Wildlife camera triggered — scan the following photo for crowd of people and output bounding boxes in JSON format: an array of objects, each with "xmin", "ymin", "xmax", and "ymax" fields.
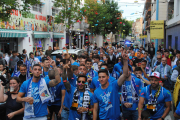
[{"xmin": 0, "ymin": 43, "xmax": 180, "ymax": 120}]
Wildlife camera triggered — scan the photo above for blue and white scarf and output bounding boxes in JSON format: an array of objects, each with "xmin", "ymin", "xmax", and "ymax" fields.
[
  {"xmin": 121, "ymin": 76, "xmax": 139, "ymax": 103},
  {"xmin": 24, "ymin": 78, "xmax": 51, "ymax": 118},
  {"xmin": 87, "ymin": 69, "xmax": 95, "ymax": 78},
  {"xmin": 14, "ymin": 71, "xmax": 31, "ymax": 80},
  {"xmin": 11, "ymin": 65, "xmax": 18, "ymax": 77},
  {"xmin": 160, "ymin": 63, "xmax": 167, "ymax": 78},
  {"xmin": 49, "ymin": 87, "xmax": 56, "ymax": 102}
]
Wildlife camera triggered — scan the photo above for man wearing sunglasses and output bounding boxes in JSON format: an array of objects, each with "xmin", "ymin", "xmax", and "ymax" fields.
[
  {"xmin": 63, "ymin": 74, "xmax": 94, "ymax": 120},
  {"xmin": 93, "ymin": 53, "xmax": 129, "ymax": 120}
]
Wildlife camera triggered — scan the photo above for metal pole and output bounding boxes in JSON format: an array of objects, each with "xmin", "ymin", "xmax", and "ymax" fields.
[{"xmin": 155, "ymin": 0, "xmax": 159, "ymax": 56}]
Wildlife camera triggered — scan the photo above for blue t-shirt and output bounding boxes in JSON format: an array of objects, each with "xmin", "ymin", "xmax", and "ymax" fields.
[
  {"xmin": 110, "ymin": 71, "xmax": 120, "ymax": 80},
  {"xmin": 36, "ymin": 56, "xmax": 42, "ymax": 62},
  {"xmin": 86, "ymin": 69, "xmax": 98, "ymax": 78},
  {"xmin": 94, "ymin": 81, "xmax": 121, "ymax": 119},
  {"xmin": 19, "ymin": 77, "xmax": 50, "ymax": 117},
  {"xmin": 71, "ymin": 61, "xmax": 80, "ymax": 67},
  {"xmin": 113, "ymin": 62, "xmax": 123, "ymax": 73},
  {"xmin": 122, "ymin": 77, "xmax": 142, "ymax": 111},
  {"xmin": 175, "ymin": 102, "xmax": 180, "ymax": 116},
  {"xmin": 140, "ymin": 85, "xmax": 172, "ymax": 119},
  {"xmin": 48, "ymin": 78, "xmax": 65, "ymax": 106},
  {"xmin": 68, "ymin": 74, "xmax": 77, "ymax": 87},
  {"xmin": 90, "ymin": 76, "xmax": 116, "ymax": 89},
  {"xmin": 68, "ymin": 85, "xmax": 94, "ymax": 120}
]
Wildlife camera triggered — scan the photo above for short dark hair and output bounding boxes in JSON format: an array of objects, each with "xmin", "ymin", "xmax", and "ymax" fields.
[
  {"xmin": 56, "ymin": 54, "xmax": 62, "ymax": 59},
  {"xmin": 48, "ymin": 70, "xmax": 55, "ymax": 79},
  {"xmin": 98, "ymin": 69, "xmax": 109, "ymax": 76},
  {"xmin": 134, "ymin": 67, "xmax": 142, "ymax": 72},
  {"xmin": 71, "ymin": 54, "xmax": 77, "ymax": 60},
  {"xmin": 164, "ymin": 49, "xmax": 169, "ymax": 53},
  {"xmin": 141, "ymin": 110, "xmax": 150, "ymax": 119},
  {"xmin": 22, "ymin": 49, "xmax": 26, "ymax": 53},
  {"xmin": 71, "ymin": 65, "xmax": 78, "ymax": 71},
  {"xmin": 17, "ymin": 60, "xmax": 23, "ymax": 66},
  {"xmin": 29, "ymin": 52, "xmax": 34, "ymax": 56},
  {"xmin": 176, "ymin": 50, "xmax": 180, "ymax": 54},
  {"xmin": 20, "ymin": 64, "xmax": 27, "ymax": 69},
  {"xmin": 22, "ymin": 54, "xmax": 26, "ymax": 59},
  {"xmin": 32, "ymin": 64, "xmax": 42, "ymax": 69},
  {"xmin": 157, "ymin": 50, "xmax": 161, "ymax": 53},
  {"xmin": 78, "ymin": 75, "xmax": 87, "ymax": 82},
  {"xmin": 100, "ymin": 63, "xmax": 108, "ymax": 68},
  {"xmin": 8, "ymin": 51, "xmax": 11, "ymax": 56},
  {"xmin": 42, "ymin": 57, "xmax": 48, "ymax": 63},
  {"xmin": 60, "ymin": 59, "xmax": 66, "ymax": 64},
  {"xmin": 79, "ymin": 55, "xmax": 86, "ymax": 59},
  {"xmin": 93, "ymin": 55, "xmax": 100, "ymax": 60},
  {"xmin": 141, "ymin": 60, "xmax": 147, "ymax": 64},
  {"xmin": 86, "ymin": 58, "xmax": 92, "ymax": 63},
  {"xmin": 9, "ymin": 77, "xmax": 21, "ymax": 84},
  {"xmin": 0, "ymin": 63, "xmax": 4, "ymax": 66},
  {"xmin": 12, "ymin": 51, "xmax": 17, "ymax": 54}
]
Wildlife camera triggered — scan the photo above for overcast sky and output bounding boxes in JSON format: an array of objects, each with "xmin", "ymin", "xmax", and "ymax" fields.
[{"xmin": 114, "ymin": 0, "xmax": 145, "ymax": 21}]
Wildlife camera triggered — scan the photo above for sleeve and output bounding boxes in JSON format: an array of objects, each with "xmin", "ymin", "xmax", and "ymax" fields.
[
  {"xmin": 90, "ymin": 78, "xmax": 96, "ymax": 89},
  {"xmin": 93, "ymin": 92, "xmax": 98, "ymax": 103},
  {"xmin": 139, "ymin": 87, "xmax": 146, "ymax": 98},
  {"xmin": 175, "ymin": 102, "xmax": 180, "ymax": 116},
  {"xmin": 19, "ymin": 82, "xmax": 27, "ymax": 93},
  {"xmin": 45, "ymin": 77, "xmax": 51, "ymax": 87},
  {"xmin": 90, "ymin": 93, "xmax": 95, "ymax": 105},
  {"xmin": 113, "ymin": 81, "xmax": 121, "ymax": 91},
  {"xmin": 164, "ymin": 90, "xmax": 172, "ymax": 102},
  {"xmin": 171, "ymin": 70, "xmax": 179, "ymax": 82},
  {"xmin": 155, "ymin": 66, "xmax": 160, "ymax": 72}
]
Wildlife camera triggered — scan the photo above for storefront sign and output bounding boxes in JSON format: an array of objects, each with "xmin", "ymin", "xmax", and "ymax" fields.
[
  {"xmin": 150, "ymin": 20, "xmax": 164, "ymax": 39},
  {"xmin": 0, "ymin": 10, "xmax": 64, "ymax": 33}
]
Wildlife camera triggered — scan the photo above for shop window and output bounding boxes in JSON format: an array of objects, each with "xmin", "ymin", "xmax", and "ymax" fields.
[
  {"xmin": 33, "ymin": 39, "xmax": 45, "ymax": 52},
  {"xmin": 168, "ymin": 35, "xmax": 172, "ymax": 47},
  {"xmin": 32, "ymin": 4, "xmax": 42, "ymax": 13},
  {"xmin": 175, "ymin": 36, "xmax": 178, "ymax": 49}
]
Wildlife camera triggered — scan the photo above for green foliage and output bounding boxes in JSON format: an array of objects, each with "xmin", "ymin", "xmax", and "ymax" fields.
[
  {"xmin": 53, "ymin": 0, "xmax": 83, "ymax": 29},
  {"xmin": 0, "ymin": 0, "xmax": 40, "ymax": 21}
]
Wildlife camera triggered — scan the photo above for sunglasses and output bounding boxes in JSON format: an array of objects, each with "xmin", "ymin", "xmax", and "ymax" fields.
[{"xmin": 77, "ymin": 81, "xmax": 85, "ymax": 84}]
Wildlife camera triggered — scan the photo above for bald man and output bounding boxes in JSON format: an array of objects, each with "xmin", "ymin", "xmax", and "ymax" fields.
[{"xmin": 155, "ymin": 57, "xmax": 172, "ymax": 90}]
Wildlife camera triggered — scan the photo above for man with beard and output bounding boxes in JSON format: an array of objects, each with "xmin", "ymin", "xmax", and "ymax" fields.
[
  {"xmin": 138, "ymin": 72, "xmax": 172, "ymax": 120},
  {"xmin": 86, "ymin": 58, "xmax": 98, "ymax": 78},
  {"xmin": 14, "ymin": 64, "xmax": 31, "ymax": 84},
  {"xmin": 41, "ymin": 57, "xmax": 51, "ymax": 77},
  {"xmin": 17, "ymin": 59, "xmax": 62, "ymax": 120}
]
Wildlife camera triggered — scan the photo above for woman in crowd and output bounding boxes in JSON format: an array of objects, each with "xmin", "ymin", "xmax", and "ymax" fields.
[{"xmin": 0, "ymin": 77, "xmax": 24, "ymax": 120}]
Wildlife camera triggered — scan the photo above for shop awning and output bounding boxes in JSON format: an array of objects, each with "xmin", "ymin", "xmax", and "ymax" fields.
[
  {"xmin": 33, "ymin": 31, "xmax": 50, "ymax": 38},
  {"xmin": 53, "ymin": 33, "xmax": 64, "ymax": 38},
  {"xmin": 0, "ymin": 29, "xmax": 27, "ymax": 38}
]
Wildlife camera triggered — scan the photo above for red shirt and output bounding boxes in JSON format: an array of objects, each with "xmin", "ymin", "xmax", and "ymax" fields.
[{"xmin": 167, "ymin": 58, "xmax": 171, "ymax": 66}]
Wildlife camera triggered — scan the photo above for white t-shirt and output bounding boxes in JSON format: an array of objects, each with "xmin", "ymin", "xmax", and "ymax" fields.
[{"xmin": 29, "ymin": 57, "xmax": 40, "ymax": 68}]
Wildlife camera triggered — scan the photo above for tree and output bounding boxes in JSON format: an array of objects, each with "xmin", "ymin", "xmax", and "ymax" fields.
[
  {"xmin": 53, "ymin": 0, "xmax": 83, "ymax": 47},
  {"xmin": 0, "ymin": 0, "xmax": 40, "ymax": 21}
]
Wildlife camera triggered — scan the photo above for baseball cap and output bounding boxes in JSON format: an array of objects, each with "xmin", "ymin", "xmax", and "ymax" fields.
[{"xmin": 150, "ymin": 72, "xmax": 160, "ymax": 79}]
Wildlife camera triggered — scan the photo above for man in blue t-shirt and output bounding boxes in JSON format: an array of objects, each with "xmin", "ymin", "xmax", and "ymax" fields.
[
  {"xmin": 93, "ymin": 53, "xmax": 129, "ymax": 120},
  {"xmin": 17, "ymin": 61, "xmax": 61, "ymax": 120},
  {"xmin": 138, "ymin": 72, "xmax": 172, "ymax": 120},
  {"xmin": 47, "ymin": 72, "xmax": 66, "ymax": 120},
  {"xmin": 121, "ymin": 66, "xmax": 142, "ymax": 120},
  {"xmin": 63, "ymin": 74, "xmax": 94, "ymax": 120},
  {"xmin": 174, "ymin": 101, "xmax": 180, "ymax": 119},
  {"xmin": 86, "ymin": 58, "xmax": 98, "ymax": 78},
  {"xmin": 90, "ymin": 63, "xmax": 116, "ymax": 93},
  {"xmin": 41, "ymin": 57, "xmax": 51, "ymax": 77},
  {"xmin": 70, "ymin": 54, "xmax": 80, "ymax": 66}
]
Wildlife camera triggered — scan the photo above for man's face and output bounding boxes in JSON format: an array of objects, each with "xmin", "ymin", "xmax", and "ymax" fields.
[
  {"xmin": 177, "ymin": 53, "xmax": 180, "ymax": 59},
  {"xmin": 86, "ymin": 61, "xmax": 92, "ymax": 70},
  {"xmin": 20, "ymin": 66, "xmax": 27, "ymax": 76},
  {"xmin": 77, "ymin": 77, "xmax": 86, "ymax": 91},
  {"xmin": 32, "ymin": 66, "xmax": 42, "ymax": 78},
  {"xmin": 131, "ymin": 51, "xmax": 135, "ymax": 57},
  {"xmin": 150, "ymin": 77, "xmax": 159, "ymax": 89},
  {"xmin": 78, "ymin": 66, "xmax": 87, "ymax": 75},
  {"xmin": 141, "ymin": 62, "xmax": 147, "ymax": 69},
  {"xmin": 80, "ymin": 59, "xmax": 86, "ymax": 65},
  {"xmin": 135, "ymin": 71, "xmax": 142, "ymax": 78},
  {"xmin": 144, "ymin": 53, "xmax": 147, "ymax": 58},
  {"xmin": 98, "ymin": 73, "xmax": 109, "ymax": 86},
  {"xmin": 0, "ymin": 65, "xmax": 3, "ymax": 71},
  {"xmin": 169, "ymin": 46, "xmax": 171, "ymax": 49},
  {"xmin": 94, "ymin": 58, "xmax": 99, "ymax": 63},
  {"xmin": 57, "ymin": 68, "xmax": 63, "ymax": 76},
  {"xmin": 43, "ymin": 60, "xmax": 50, "ymax": 68},
  {"xmin": 137, "ymin": 52, "xmax": 141, "ymax": 58},
  {"xmin": 30, "ymin": 54, "xmax": 34, "ymax": 59},
  {"xmin": 49, "ymin": 46, "xmax": 51, "ymax": 50},
  {"xmin": 165, "ymin": 52, "xmax": 169, "ymax": 58},
  {"xmin": 100, "ymin": 53, "xmax": 103, "ymax": 58},
  {"xmin": 13, "ymin": 53, "xmax": 17, "ymax": 57},
  {"xmin": 161, "ymin": 57, "xmax": 167, "ymax": 65},
  {"xmin": 114, "ymin": 52, "xmax": 117, "ymax": 55}
]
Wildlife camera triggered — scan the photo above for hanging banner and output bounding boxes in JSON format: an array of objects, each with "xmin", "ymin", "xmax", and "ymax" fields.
[{"xmin": 150, "ymin": 20, "xmax": 164, "ymax": 39}]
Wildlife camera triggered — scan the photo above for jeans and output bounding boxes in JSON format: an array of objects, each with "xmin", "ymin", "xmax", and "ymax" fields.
[
  {"xmin": 61, "ymin": 109, "xmax": 69, "ymax": 120},
  {"xmin": 23, "ymin": 116, "xmax": 47, "ymax": 120},
  {"xmin": 122, "ymin": 110, "xmax": 138, "ymax": 120},
  {"xmin": 48, "ymin": 105, "xmax": 61, "ymax": 120}
]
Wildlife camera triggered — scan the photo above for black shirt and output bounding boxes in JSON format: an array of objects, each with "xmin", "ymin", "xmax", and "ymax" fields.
[
  {"xmin": 19, "ymin": 74, "xmax": 26, "ymax": 84},
  {"xmin": 133, "ymin": 58, "xmax": 143, "ymax": 67},
  {"xmin": 5, "ymin": 91, "xmax": 23, "ymax": 120}
]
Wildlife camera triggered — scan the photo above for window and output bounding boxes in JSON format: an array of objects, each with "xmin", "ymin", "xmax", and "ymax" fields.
[
  {"xmin": 32, "ymin": 4, "xmax": 42, "ymax": 13},
  {"xmin": 177, "ymin": 0, "xmax": 180, "ymax": 16},
  {"xmin": 175, "ymin": 36, "xmax": 178, "ymax": 49},
  {"xmin": 52, "ymin": 9, "xmax": 59, "ymax": 16},
  {"xmin": 168, "ymin": 35, "xmax": 172, "ymax": 47}
]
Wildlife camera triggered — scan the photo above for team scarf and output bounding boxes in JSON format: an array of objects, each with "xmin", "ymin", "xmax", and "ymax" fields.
[
  {"xmin": 24, "ymin": 60, "xmax": 31, "ymax": 79},
  {"xmin": 121, "ymin": 76, "xmax": 139, "ymax": 103},
  {"xmin": 160, "ymin": 63, "xmax": 167, "ymax": 78},
  {"xmin": 12, "ymin": 64, "xmax": 18, "ymax": 77},
  {"xmin": 148, "ymin": 85, "xmax": 161, "ymax": 105},
  {"xmin": 110, "ymin": 70, "xmax": 118, "ymax": 80},
  {"xmin": 71, "ymin": 88, "xmax": 90, "ymax": 120},
  {"xmin": 49, "ymin": 87, "xmax": 56, "ymax": 102},
  {"xmin": 87, "ymin": 68, "xmax": 95, "ymax": 78},
  {"xmin": 24, "ymin": 77, "xmax": 51, "ymax": 118}
]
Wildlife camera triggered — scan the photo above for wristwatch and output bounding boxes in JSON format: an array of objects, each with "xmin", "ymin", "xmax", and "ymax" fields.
[{"xmin": 161, "ymin": 117, "xmax": 164, "ymax": 120}]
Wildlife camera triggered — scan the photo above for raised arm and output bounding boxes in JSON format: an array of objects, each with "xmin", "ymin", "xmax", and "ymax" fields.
[
  {"xmin": 16, "ymin": 92, "xmax": 33, "ymax": 104},
  {"xmin": 138, "ymin": 97, "xmax": 145, "ymax": 120},
  {"xmin": 93, "ymin": 103, "xmax": 99, "ymax": 120},
  {"xmin": 117, "ymin": 53, "xmax": 129, "ymax": 86},
  {"xmin": 0, "ymin": 83, "xmax": 8, "ymax": 103}
]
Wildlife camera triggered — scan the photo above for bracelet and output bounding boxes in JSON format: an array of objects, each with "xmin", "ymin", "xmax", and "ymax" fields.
[{"xmin": 63, "ymin": 80, "xmax": 67, "ymax": 83}]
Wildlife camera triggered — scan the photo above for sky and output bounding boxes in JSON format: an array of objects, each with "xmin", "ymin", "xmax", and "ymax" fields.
[{"xmin": 114, "ymin": 0, "xmax": 146, "ymax": 21}]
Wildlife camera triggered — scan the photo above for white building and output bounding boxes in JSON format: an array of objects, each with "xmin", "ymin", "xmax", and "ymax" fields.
[{"xmin": 0, "ymin": 0, "xmax": 66, "ymax": 56}]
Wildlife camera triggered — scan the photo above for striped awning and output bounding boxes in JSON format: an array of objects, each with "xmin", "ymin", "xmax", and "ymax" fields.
[
  {"xmin": 0, "ymin": 29, "xmax": 27, "ymax": 38},
  {"xmin": 33, "ymin": 31, "xmax": 50, "ymax": 38},
  {"xmin": 53, "ymin": 33, "xmax": 64, "ymax": 38}
]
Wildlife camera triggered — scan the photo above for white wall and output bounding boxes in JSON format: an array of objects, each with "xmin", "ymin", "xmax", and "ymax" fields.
[{"xmin": 167, "ymin": 0, "xmax": 180, "ymax": 25}]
